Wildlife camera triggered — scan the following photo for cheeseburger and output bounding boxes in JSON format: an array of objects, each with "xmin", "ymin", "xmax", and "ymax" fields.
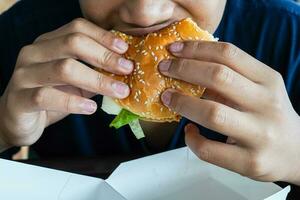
[{"xmin": 101, "ymin": 18, "xmax": 216, "ymax": 138}]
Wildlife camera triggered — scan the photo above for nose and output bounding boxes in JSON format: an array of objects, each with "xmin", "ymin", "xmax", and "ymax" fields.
[{"xmin": 119, "ymin": 0, "xmax": 175, "ymax": 27}]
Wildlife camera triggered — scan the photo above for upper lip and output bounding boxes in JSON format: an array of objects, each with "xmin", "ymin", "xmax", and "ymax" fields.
[{"xmin": 117, "ymin": 19, "xmax": 178, "ymax": 36}]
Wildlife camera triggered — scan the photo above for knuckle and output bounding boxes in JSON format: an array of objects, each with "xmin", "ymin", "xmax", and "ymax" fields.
[
  {"xmin": 172, "ymin": 59, "xmax": 186, "ymax": 77},
  {"xmin": 13, "ymin": 68, "xmax": 25, "ymax": 82},
  {"xmin": 271, "ymin": 70, "xmax": 284, "ymax": 88},
  {"xmin": 63, "ymin": 94, "xmax": 73, "ymax": 113},
  {"xmin": 211, "ymin": 65, "xmax": 233, "ymax": 86},
  {"xmin": 171, "ymin": 94, "xmax": 184, "ymax": 113},
  {"xmin": 260, "ymin": 125, "xmax": 276, "ymax": 143},
  {"xmin": 220, "ymin": 42, "xmax": 238, "ymax": 60},
  {"xmin": 64, "ymin": 33, "xmax": 85, "ymax": 50},
  {"xmin": 98, "ymin": 30, "xmax": 113, "ymax": 45},
  {"xmin": 34, "ymin": 33, "xmax": 48, "ymax": 42},
  {"xmin": 191, "ymin": 42, "xmax": 201, "ymax": 55},
  {"xmin": 55, "ymin": 59, "xmax": 74, "ymax": 79},
  {"xmin": 69, "ymin": 18, "xmax": 87, "ymax": 31},
  {"xmin": 269, "ymin": 94, "xmax": 284, "ymax": 112},
  {"xmin": 101, "ymin": 50, "xmax": 115, "ymax": 65},
  {"xmin": 32, "ymin": 88, "xmax": 47, "ymax": 107},
  {"xmin": 96, "ymin": 73, "xmax": 105, "ymax": 90},
  {"xmin": 207, "ymin": 105, "xmax": 226, "ymax": 127},
  {"xmin": 245, "ymin": 154, "xmax": 265, "ymax": 178},
  {"xmin": 196, "ymin": 143, "xmax": 211, "ymax": 162},
  {"xmin": 19, "ymin": 45, "xmax": 33, "ymax": 58}
]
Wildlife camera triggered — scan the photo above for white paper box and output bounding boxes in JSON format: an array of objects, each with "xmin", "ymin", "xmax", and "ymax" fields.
[{"xmin": 0, "ymin": 147, "xmax": 290, "ymax": 200}]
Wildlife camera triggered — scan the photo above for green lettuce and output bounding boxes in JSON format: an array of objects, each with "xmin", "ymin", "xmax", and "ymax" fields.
[{"xmin": 109, "ymin": 109, "xmax": 145, "ymax": 139}]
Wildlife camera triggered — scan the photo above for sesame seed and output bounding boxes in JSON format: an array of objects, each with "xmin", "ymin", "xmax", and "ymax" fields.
[{"xmin": 148, "ymin": 45, "xmax": 152, "ymax": 50}]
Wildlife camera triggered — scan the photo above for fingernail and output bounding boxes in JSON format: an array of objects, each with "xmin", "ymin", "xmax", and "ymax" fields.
[
  {"xmin": 169, "ymin": 42, "xmax": 184, "ymax": 53},
  {"xmin": 112, "ymin": 82, "xmax": 129, "ymax": 98},
  {"xmin": 159, "ymin": 60, "xmax": 171, "ymax": 72},
  {"xmin": 119, "ymin": 58, "xmax": 133, "ymax": 71},
  {"xmin": 161, "ymin": 90, "xmax": 172, "ymax": 106},
  {"xmin": 113, "ymin": 39, "xmax": 128, "ymax": 52},
  {"xmin": 80, "ymin": 100, "xmax": 97, "ymax": 114}
]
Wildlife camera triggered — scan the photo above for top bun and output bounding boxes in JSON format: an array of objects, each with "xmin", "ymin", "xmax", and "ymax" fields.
[{"xmin": 103, "ymin": 18, "xmax": 215, "ymax": 122}]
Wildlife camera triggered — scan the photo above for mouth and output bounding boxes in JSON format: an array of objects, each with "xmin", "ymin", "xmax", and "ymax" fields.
[{"xmin": 116, "ymin": 19, "xmax": 178, "ymax": 36}]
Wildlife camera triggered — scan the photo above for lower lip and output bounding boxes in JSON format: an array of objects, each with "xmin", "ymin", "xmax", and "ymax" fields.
[{"xmin": 120, "ymin": 20, "xmax": 178, "ymax": 36}]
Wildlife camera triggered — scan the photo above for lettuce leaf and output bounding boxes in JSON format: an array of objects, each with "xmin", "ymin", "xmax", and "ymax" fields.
[
  {"xmin": 109, "ymin": 109, "xmax": 139, "ymax": 129},
  {"xmin": 109, "ymin": 109, "xmax": 145, "ymax": 139}
]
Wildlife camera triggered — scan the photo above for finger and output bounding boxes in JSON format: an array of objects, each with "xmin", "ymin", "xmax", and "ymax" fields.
[
  {"xmin": 226, "ymin": 137, "xmax": 237, "ymax": 145},
  {"xmin": 35, "ymin": 18, "xmax": 129, "ymax": 54},
  {"xmin": 27, "ymin": 33, "xmax": 133, "ymax": 75},
  {"xmin": 169, "ymin": 41, "xmax": 273, "ymax": 84},
  {"xmin": 19, "ymin": 87, "xmax": 98, "ymax": 115},
  {"xmin": 55, "ymin": 85, "xmax": 96, "ymax": 99},
  {"xmin": 202, "ymin": 89, "xmax": 241, "ymax": 110},
  {"xmin": 18, "ymin": 59, "xmax": 130, "ymax": 99},
  {"xmin": 185, "ymin": 123, "xmax": 249, "ymax": 175},
  {"xmin": 159, "ymin": 59, "xmax": 260, "ymax": 108},
  {"xmin": 161, "ymin": 89, "xmax": 256, "ymax": 143}
]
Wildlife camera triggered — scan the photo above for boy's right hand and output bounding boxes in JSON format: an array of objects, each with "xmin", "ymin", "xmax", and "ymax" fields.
[{"xmin": 0, "ymin": 18, "xmax": 133, "ymax": 151}]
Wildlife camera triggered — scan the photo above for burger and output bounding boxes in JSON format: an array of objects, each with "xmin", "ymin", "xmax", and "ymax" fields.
[{"xmin": 101, "ymin": 18, "xmax": 216, "ymax": 139}]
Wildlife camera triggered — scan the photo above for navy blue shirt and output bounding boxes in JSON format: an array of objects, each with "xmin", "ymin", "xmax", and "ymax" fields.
[{"xmin": 1, "ymin": 0, "xmax": 300, "ymax": 158}]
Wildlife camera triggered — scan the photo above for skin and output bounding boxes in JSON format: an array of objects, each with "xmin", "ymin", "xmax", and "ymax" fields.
[{"xmin": 0, "ymin": 0, "xmax": 300, "ymax": 185}]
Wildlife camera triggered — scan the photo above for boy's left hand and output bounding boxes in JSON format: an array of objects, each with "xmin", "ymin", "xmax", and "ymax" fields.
[{"xmin": 159, "ymin": 41, "xmax": 300, "ymax": 185}]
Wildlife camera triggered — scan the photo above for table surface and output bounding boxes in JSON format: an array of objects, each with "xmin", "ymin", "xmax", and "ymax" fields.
[{"xmin": 18, "ymin": 156, "xmax": 300, "ymax": 199}]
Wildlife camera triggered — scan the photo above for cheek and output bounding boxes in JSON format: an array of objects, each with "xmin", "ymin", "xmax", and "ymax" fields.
[{"xmin": 175, "ymin": 0, "xmax": 225, "ymax": 33}]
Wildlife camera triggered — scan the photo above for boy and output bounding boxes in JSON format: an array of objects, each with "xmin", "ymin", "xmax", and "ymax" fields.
[{"xmin": 1, "ymin": 0, "xmax": 300, "ymax": 186}]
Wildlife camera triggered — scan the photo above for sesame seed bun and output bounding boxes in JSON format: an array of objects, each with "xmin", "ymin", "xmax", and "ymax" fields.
[{"xmin": 102, "ymin": 18, "xmax": 215, "ymax": 122}]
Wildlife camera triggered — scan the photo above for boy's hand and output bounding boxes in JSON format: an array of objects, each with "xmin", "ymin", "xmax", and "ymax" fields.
[
  {"xmin": 0, "ymin": 18, "xmax": 133, "ymax": 151},
  {"xmin": 159, "ymin": 41, "xmax": 300, "ymax": 185}
]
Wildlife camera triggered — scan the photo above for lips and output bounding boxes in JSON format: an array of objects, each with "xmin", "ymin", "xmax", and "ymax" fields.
[{"xmin": 116, "ymin": 19, "xmax": 178, "ymax": 36}]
